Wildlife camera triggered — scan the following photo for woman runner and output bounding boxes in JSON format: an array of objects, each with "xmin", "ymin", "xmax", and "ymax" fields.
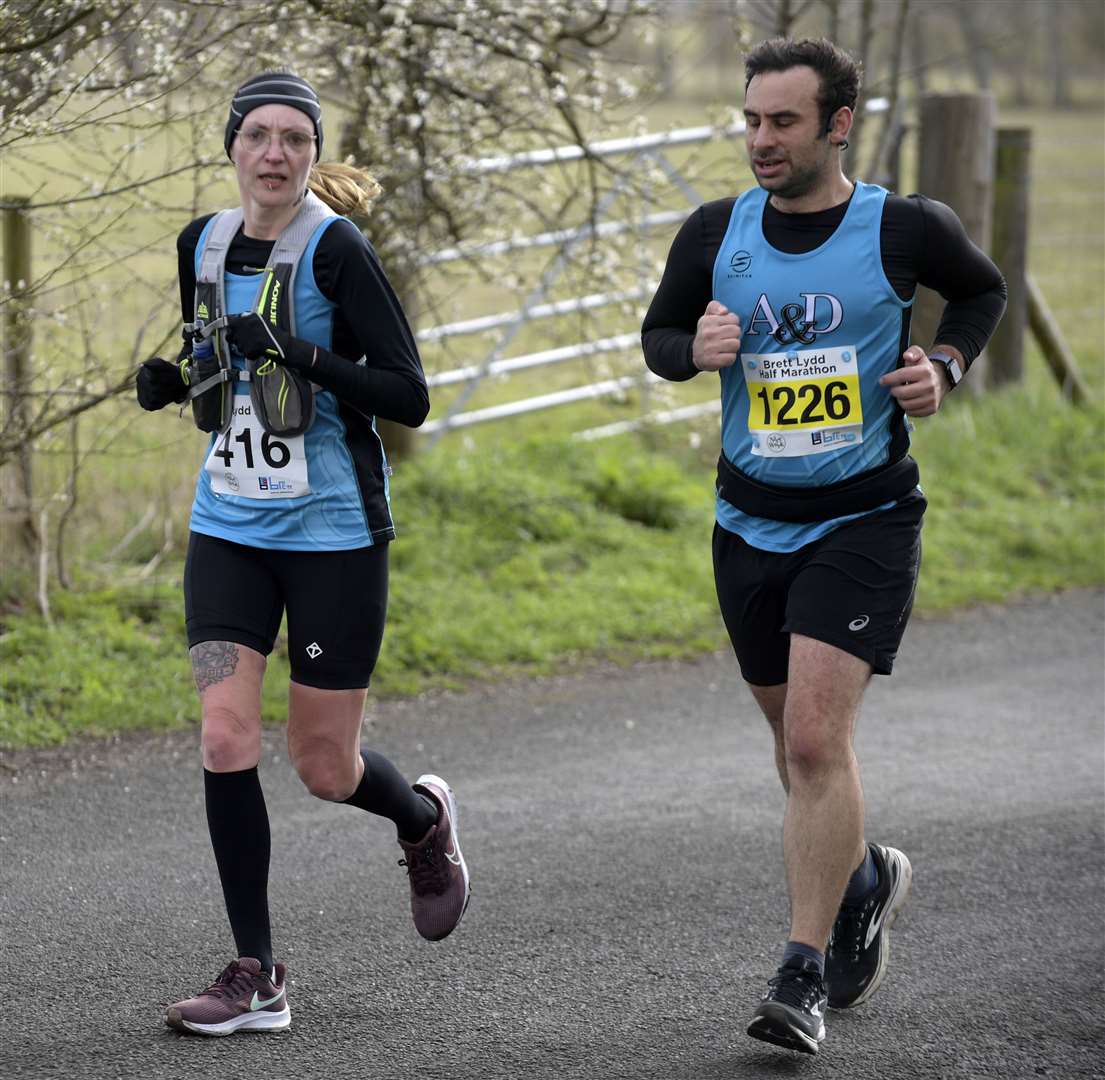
[{"xmin": 136, "ymin": 71, "xmax": 470, "ymax": 1036}]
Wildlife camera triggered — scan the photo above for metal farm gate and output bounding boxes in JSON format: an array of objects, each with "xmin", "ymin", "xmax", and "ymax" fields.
[{"xmin": 414, "ymin": 98, "xmax": 890, "ymax": 447}]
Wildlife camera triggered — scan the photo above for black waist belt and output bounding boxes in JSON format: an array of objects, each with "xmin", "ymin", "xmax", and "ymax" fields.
[{"xmin": 716, "ymin": 452, "xmax": 920, "ymax": 524}]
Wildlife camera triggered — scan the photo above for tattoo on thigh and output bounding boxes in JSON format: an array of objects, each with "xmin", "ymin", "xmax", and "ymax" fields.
[{"xmin": 190, "ymin": 641, "xmax": 240, "ymax": 693}]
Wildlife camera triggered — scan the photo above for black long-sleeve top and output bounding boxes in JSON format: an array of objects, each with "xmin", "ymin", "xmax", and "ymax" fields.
[{"xmin": 642, "ymin": 192, "xmax": 1007, "ymax": 382}]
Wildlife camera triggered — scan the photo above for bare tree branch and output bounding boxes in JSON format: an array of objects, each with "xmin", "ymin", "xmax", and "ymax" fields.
[{"xmin": 865, "ymin": 0, "xmax": 910, "ymax": 185}]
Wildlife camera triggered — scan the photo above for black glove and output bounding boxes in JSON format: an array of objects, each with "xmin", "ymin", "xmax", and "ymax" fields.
[
  {"xmin": 136, "ymin": 357, "xmax": 188, "ymax": 411},
  {"xmin": 224, "ymin": 312, "xmax": 315, "ymax": 372}
]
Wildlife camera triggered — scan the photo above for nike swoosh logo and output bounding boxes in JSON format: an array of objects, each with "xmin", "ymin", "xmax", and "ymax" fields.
[
  {"xmin": 445, "ymin": 842, "xmax": 462, "ymax": 866},
  {"xmin": 250, "ymin": 988, "xmax": 285, "ymax": 1011}
]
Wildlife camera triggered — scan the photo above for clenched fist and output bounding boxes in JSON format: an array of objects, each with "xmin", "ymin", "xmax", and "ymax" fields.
[
  {"xmin": 878, "ymin": 345, "xmax": 949, "ymax": 417},
  {"xmin": 136, "ymin": 357, "xmax": 188, "ymax": 411},
  {"xmin": 692, "ymin": 300, "xmax": 742, "ymax": 371}
]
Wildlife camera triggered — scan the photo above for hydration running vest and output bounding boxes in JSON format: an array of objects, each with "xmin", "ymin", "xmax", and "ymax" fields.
[{"xmin": 183, "ymin": 191, "xmax": 336, "ymax": 437}]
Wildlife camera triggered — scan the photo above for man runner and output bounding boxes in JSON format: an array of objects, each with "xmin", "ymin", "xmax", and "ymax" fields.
[{"xmin": 641, "ymin": 37, "xmax": 1005, "ymax": 1055}]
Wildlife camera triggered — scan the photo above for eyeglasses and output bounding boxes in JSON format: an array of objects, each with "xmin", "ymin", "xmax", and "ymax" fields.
[{"xmin": 237, "ymin": 126, "xmax": 316, "ymax": 155}]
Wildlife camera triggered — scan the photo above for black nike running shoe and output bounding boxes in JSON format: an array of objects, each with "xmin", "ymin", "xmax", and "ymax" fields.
[
  {"xmin": 746, "ymin": 956, "xmax": 827, "ymax": 1055},
  {"xmin": 826, "ymin": 843, "xmax": 912, "ymax": 1009}
]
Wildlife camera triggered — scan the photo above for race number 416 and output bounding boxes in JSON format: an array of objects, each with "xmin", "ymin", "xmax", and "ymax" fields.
[
  {"xmin": 212, "ymin": 427, "xmax": 291, "ymax": 470},
  {"xmin": 203, "ymin": 403, "xmax": 310, "ymax": 498}
]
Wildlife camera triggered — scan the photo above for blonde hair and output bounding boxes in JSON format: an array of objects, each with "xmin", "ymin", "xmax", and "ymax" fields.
[{"xmin": 308, "ymin": 160, "xmax": 382, "ymax": 216}]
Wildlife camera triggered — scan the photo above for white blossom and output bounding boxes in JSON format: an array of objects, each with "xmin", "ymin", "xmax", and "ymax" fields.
[{"xmin": 0, "ymin": 0, "xmax": 658, "ymax": 466}]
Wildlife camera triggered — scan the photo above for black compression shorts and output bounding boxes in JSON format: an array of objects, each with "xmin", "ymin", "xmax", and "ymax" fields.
[
  {"xmin": 183, "ymin": 531, "xmax": 388, "ymax": 690},
  {"xmin": 712, "ymin": 494, "xmax": 926, "ymax": 685}
]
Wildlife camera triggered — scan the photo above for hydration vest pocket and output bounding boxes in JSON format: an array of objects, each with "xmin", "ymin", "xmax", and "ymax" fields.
[
  {"xmin": 248, "ymin": 358, "xmax": 316, "ymax": 438},
  {"xmin": 183, "ymin": 352, "xmax": 236, "ymax": 434}
]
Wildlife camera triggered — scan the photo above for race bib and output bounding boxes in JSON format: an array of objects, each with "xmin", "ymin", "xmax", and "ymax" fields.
[
  {"xmin": 204, "ymin": 398, "xmax": 309, "ymax": 499},
  {"xmin": 744, "ymin": 345, "xmax": 864, "ymax": 458}
]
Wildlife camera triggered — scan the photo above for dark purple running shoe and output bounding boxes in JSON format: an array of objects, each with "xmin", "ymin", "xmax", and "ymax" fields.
[
  {"xmin": 398, "ymin": 773, "xmax": 471, "ymax": 941},
  {"xmin": 165, "ymin": 957, "xmax": 289, "ymax": 1036}
]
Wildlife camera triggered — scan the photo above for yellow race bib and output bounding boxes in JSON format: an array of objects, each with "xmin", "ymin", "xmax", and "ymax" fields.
[{"xmin": 744, "ymin": 345, "xmax": 864, "ymax": 458}]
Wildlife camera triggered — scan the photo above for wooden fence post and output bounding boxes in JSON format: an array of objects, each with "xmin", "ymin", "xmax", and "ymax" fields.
[
  {"xmin": 2, "ymin": 196, "xmax": 39, "ymax": 592},
  {"xmin": 913, "ymin": 92, "xmax": 995, "ymax": 389},
  {"xmin": 989, "ymin": 128, "xmax": 1032, "ymax": 388}
]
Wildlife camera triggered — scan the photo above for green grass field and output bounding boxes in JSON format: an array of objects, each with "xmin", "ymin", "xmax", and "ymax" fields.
[
  {"xmin": 2, "ymin": 377, "xmax": 1101, "ymax": 750},
  {"xmin": 1, "ymin": 72, "xmax": 1102, "ymax": 751}
]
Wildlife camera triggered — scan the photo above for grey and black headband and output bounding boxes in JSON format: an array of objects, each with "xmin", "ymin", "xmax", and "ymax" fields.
[{"xmin": 224, "ymin": 72, "xmax": 323, "ymax": 160}]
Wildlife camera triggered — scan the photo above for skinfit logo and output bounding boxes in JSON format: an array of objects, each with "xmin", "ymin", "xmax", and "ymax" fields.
[
  {"xmin": 305, "ymin": 642, "xmax": 323, "ymax": 659},
  {"xmin": 849, "ymin": 616, "xmax": 870, "ymax": 632},
  {"xmin": 729, "ymin": 249, "xmax": 752, "ymax": 274}
]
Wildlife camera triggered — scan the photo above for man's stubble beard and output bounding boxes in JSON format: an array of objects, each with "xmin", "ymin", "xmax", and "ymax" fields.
[{"xmin": 754, "ymin": 144, "xmax": 833, "ymax": 202}]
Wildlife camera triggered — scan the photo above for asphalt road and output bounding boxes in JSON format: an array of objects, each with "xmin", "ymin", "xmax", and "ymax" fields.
[{"xmin": 2, "ymin": 590, "xmax": 1103, "ymax": 1080}]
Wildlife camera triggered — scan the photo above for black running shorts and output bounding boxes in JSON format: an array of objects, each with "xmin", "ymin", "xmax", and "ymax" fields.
[
  {"xmin": 712, "ymin": 494, "xmax": 926, "ymax": 686},
  {"xmin": 183, "ymin": 531, "xmax": 388, "ymax": 690}
]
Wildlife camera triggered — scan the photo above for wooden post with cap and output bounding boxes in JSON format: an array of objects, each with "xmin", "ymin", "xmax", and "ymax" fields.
[
  {"xmin": 913, "ymin": 92, "xmax": 995, "ymax": 393},
  {"xmin": 989, "ymin": 127, "xmax": 1032, "ymax": 388},
  {"xmin": 1, "ymin": 195, "xmax": 40, "ymax": 593}
]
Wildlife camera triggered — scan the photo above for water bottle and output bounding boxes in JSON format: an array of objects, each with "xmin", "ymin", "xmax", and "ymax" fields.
[
  {"xmin": 192, "ymin": 331, "xmax": 214, "ymax": 363},
  {"xmin": 185, "ymin": 329, "xmax": 214, "ymax": 401},
  {"xmin": 185, "ymin": 328, "xmax": 226, "ymax": 431}
]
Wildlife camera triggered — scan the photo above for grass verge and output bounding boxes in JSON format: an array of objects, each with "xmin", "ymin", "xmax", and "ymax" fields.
[{"xmin": 2, "ymin": 384, "xmax": 1102, "ymax": 750}]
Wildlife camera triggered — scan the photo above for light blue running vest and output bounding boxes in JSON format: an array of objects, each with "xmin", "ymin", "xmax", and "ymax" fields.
[
  {"xmin": 188, "ymin": 214, "xmax": 386, "ymax": 550},
  {"xmin": 711, "ymin": 181, "xmax": 912, "ymax": 552}
]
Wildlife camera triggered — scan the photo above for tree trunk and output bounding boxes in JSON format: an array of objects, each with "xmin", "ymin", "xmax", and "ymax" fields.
[
  {"xmin": 1047, "ymin": 1, "xmax": 1072, "ymax": 108},
  {"xmin": 866, "ymin": 0, "xmax": 910, "ymax": 186},
  {"xmin": 654, "ymin": 2, "xmax": 675, "ymax": 101},
  {"xmin": 845, "ymin": 0, "xmax": 875, "ymax": 174},
  {"xmin": 775, "ymin": 0, "xmax": 796, "ymax": 37},
  {"xmin": 956, "ymin": 4, "xmax": 993, "ymax": 91},
  {"xmin": 910, "ymin": 4, "xmax": 928, "ymax": 97}
]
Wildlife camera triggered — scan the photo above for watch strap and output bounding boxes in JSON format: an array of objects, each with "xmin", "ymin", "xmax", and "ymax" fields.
[{"xmin": 929, "ymin": 350, "xmax": 963, "ymax": 388}]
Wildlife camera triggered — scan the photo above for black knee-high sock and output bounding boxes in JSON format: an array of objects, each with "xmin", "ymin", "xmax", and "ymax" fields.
[
  {"xmin": 204, "ymin": 767, "xmax": 273, "ymax": 971},
  {"xmin": 343, "ymin": 749, "xmax": 437, "ymax": 843}
]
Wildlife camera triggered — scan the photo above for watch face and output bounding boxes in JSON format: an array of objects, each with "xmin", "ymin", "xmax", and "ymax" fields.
[{"xmin": 933, "ymin": 353, "xmax": 961, "ymax": 385}]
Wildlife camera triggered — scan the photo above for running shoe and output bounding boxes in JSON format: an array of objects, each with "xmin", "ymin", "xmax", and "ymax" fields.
[
  {"xmin": 826, "ymin": 843, "xmax": 913, "ymax": 1009},
  {"xmin": 398, "ymin": 773, "xmax": 471, "ymax": 941},
  {"xmin": 164, "ymin": 957, "xmax": 289, "ymax": 1036},
  {"xmin": 746, "ymin": 956, "xmax": 828, "ymax": 1055}
]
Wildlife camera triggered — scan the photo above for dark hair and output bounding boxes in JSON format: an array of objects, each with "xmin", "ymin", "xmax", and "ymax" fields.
[{"xmin": 744, "ymin": 38, "xmax": 861, "ymax": 133}]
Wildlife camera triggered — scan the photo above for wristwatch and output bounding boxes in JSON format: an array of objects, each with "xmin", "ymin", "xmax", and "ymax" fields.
[{"xmin": 928, "ymin": 350, "xmax": 964, "ymax": 389}]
